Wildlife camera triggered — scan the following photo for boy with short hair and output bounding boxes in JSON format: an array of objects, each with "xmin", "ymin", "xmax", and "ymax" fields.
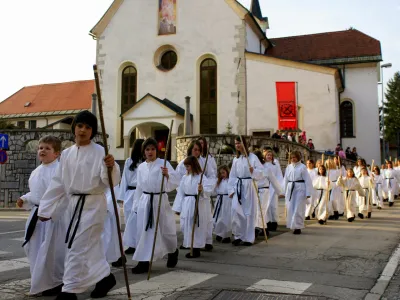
[
  {"xmin": 17, "ymin": 135, "xmax": 68, "ymax": 296},
  {"xmin": 38, "ymin": 111, "xmax": 120, "ymax": 300}
]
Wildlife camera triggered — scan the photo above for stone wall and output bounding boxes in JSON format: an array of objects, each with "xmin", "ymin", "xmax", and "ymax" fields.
[
  {"xmin": 176, "ymin": 134, "xmax": 356, "ymax": 171},
  {"xmin": 0, "ymin": 129, "xmax": 102, "ymax": 208}
]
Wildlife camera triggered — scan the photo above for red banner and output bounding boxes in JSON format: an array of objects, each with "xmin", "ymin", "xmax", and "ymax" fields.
[{"xmin": 276, "ymin": 82, "xmax": 297, "ymax": 130}]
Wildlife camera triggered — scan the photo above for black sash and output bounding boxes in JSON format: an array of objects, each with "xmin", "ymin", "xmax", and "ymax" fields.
[
  {"xmin": 143, "ymin": 191, "xmax": 166, "ymax": 231},
  {"xmin": 313, "ymin": 189, "xmax": 325, "ymax": 213},
  {"xmin": 22, "ymin": 205, "xmax": 39, "ymax": 247},
  {"xmin": 213, "ymin": 194, "xmax": 228, "ymax": 222},
  {"xmin": 236, "ymin": 177, "xmax": 252, "ymax": 205},
  {"xmin": 386, "ymin": 178, "xmax": 394, "ymax": 189},
  {"xmin": 346, "ymin": 190, "xmax": 356, "ymax": 199},
  {"xmin": 363, "ymin": 188, "xmax": 369, "ymax": 205},
  {"xmin": 288, "ymin": 180, "xmax": 305, "ymax": 201},
  {"xmin": 127, "ymin": 186, "xmax": 136, "ymax": 190},
  {"xmin": 185, "ymin": 194, "xmax": 200, "ymax": 227},
  {"xmin": 258, "ymin": 186, "xmax": 270, "ymax": 191},
  {"xmin": 65, "ymin": 194, "xmax": 89, "ymax": 249}
]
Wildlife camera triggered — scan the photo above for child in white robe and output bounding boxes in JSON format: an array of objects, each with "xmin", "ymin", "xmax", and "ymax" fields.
[
  {"xmin": 119, "ymin": 139, "xmax": 144, "ymax": 256},
  {"xmin": 382, "ymin": 161, "xmax": 400, "ymax": 207},
  {"xmin": 263, "ymin": 148, "xmax": 283, "ymax": 231},
  {"xmin": 305, "ymin": 159, "xmax": 318, "ymax": 220},
  {"xmin": 337, "ymin": 168, "xmax": 365, "ymax": 222},
  {"xmin": 16, "ymin": 136, "xmax": 68, "ymax": 297},
  {"xmin": 213, "ymin": 165, "xmax": 233, "ymax": 243},
  {"xmin": 326, "ymin": 159, "xmax": 341, "ymax": 220},
  {"xmin": 38, "ymin": 111, "xmax": 120, "ymax": 300},
  {"xmin": 283, "ymin": 151, "xmax": 313, "ymax": 234},
  {"xmin": 371, "ymin": 166, "xmax": 383, "ymax": 209},
  {"xmin": 174, "ymin": 156, "xmax": 215, "ymax": 258},
  {"xmin": 228, "ymin": 136, "xmax": 264, "ymax": 245},
  {"xmin": 312, "ymin": 165, "xmax": 332, "ymax": 224},
  {"xmin": 358, "ymin": 167, "xmax": 374, "ymax": 219},
  {"xmin": 131, "ymin": 138, "xmax": 180, "ymax": 274}
]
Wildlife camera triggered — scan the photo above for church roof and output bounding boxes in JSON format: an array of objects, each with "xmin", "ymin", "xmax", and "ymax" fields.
[
  {"xmin": 267, "ymin": 29, "xmax": 382, "ymax": 64},
  {"xmin": 250, "ymin": 0, "xmax": 268, "ymax": 23},
  {"xmin": 0, "ymin": 80, "xmax": 93, "ymax": 118}
]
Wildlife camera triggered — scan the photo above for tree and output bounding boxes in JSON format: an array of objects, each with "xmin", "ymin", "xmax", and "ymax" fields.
[
  {"xmin": 383, "ymin": 71, "xmax": 400, "ymax": 143},
  {"xmin": 0, "ymin": 120, "xmax": 16, "ymax": 129}
]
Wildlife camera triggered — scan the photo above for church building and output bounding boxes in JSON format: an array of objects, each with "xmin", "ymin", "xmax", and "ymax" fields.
[{"xmin": 90, "ymin": 0, "xmax": 382, "ymax": 163}]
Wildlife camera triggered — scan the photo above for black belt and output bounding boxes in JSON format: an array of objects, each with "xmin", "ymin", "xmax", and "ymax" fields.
[
  {"xmin": 236, "ymin": 177, "xmax": 252, "ymax": 205},
  {"xmin": 22, "ymin": 205, "xmax": 39, "ymax": 247},
  {"xmin": 258, "ymin": 186, "xmax": 270, "ymax": 191},
  {"xmin": 65, "ymin": 194, "xmax": 89, "ymax": 249},
  {"xmin": 127, "ymin": 186, "xmax": 136, "ymax": 190},
  {"xmin": 386, "ymin": 178, "xmax": 394, "ymax": 189},
  {"xmin": 346, "ymin": 190, "xmax": 356, "ymax": 198},
  {"xmin": 143, "ymin": 191, "xmax": 166, "ymax": 231},
  {"xmin": 363, "ymin": 188, "xmax": 369, "ymax": 205},
  {"xmin": 288, "ymin": 180, "xmax": 305, "ymax": 201},
  {"xmin": 213, "ymin": 194, "xmax": 228, "ymax": 222},
  {"xmin": 185, "ymin": 194, "xmax": 200, "ymax": 227}
]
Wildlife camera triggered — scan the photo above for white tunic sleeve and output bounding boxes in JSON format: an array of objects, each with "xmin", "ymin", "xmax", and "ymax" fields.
[
  {"xmin": 118, "ymin": 159, "xmax": 131, "ymax": 201},
  {"xmin": 302, "ymin": 165, "xmax": 313, "ymax": 197},
  {"xmin": 100, "ymin": 160, "xmax": 121, "ymax": 188},
  {"xmin": 228, "ymin": 158, "xmax": 238, "ymax": 195},
  {"xmin": 266, "ymin": 168, "xmax": 283, "ymax": 195},
  {"xmin": 200, "ymin": 175, "xmax": 216, "ymax": 198},
  {"xmin": 172, "ymin": 177, "xmax": 185, "ymax": 213},
  {"xmin": 164, "ymin": 161, "xmax": 180, "ymax": 192},
  {"xmin": 249, "ymin": 153, "xmax": 264, "ymax": 181}
]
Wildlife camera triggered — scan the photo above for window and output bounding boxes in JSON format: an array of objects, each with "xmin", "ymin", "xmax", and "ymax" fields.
[
  {"xmin": 340, "ymin": 101, "xmax": 354, "ymax": 137},
  {"xmin": 120, "ymin": 66, "xmax": 137, "ymax": 146},
  {"xmin": 17, "ymin": 121, "xmax": 25, "ymax": 128},
  {"xmin": 253, "ymin": 131, "xmax": 271, "ymax": 137},
  {"xmin": 29, "ymin": 120, "xmax": 37, "ymax": 129},
  {"xmin": 160, "ymin": 51, "xmax": 177, "ymax": 70},
  {"xmin": 200, "ymin": 58, "xmax": 217, "ymax": 134}
]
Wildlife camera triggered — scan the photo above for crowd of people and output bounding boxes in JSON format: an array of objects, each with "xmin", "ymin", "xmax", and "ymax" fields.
[
  {"xmin": 272, "ymin": 130, "xmax": 315, "ymax": 150},
  {"xmin": 15, "ymin": 110, "xmax": 400, "ymax": 300}
]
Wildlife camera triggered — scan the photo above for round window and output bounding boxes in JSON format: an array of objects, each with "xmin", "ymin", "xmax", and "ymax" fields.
[{"xmin": 160, "ymin": 51, "xmax": 177, "ymax": 71}]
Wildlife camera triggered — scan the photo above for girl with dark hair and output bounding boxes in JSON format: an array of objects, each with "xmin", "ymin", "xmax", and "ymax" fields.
[
  {"xmin": 176, "ymin": 140, "xmax": 203, "ymax": 178},
  {"xmin": 305, "ymin": 160, "xmax": 318, "ymax": 220},
  {"xmin": 131, "ymin": 138, "xmax": 180, "ymax": 274},
  {"xmin": 253, "ymin": 150, "xmax": 282, "ymax": 237},
  {"xmin": 228, "ymin": 136, "xmax": 264, "ymax": 246},
  {"xmin": 264, "ymin": 149, "xmax": 283, "ymax": 231},
  {"xmin": 174, "ymin": 156, "xmax": 214, "ymax": 258},
  {"xmin": 312, "ymin": 165, "xmax": 332, "ymax": 225},
  {"xmin": 118, "ymin": 139, "xmax": 145, "ymax": 258},
  {"xmin": 337, "ymin": 168, "xmax": 365, "ymax": 222},
  {"xmin": 283, "ymin": 151, "xmax": 313, "ymax": 234},
  {"xmin": 213, "ymin": 165, "xmax": 232, "ymax": 243},
  {"xmin": 372, "ymin": 166, "xmax": 383, "ymax": 209}
]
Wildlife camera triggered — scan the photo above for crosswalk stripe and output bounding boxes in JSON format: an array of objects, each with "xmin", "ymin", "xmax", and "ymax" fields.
[
  {"xmin": 247, "ymin": 279, "xmax": 312, "ymax": 295},
  {"xmin": 0, "ymin": 279, "xmax": 31, "ymax": 299},
  {"xmin": 99, "ymin": 270, "xmax": 217, "ymax": 299},
  {"xmin": 0, "ymin": 257, "xmax": 29, "ymax": 273}
]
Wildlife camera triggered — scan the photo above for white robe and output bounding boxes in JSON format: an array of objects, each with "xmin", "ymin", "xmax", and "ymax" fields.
[
  {"xmin": 228, "ymin": 153, "xmax": 263, "ymax": 243},
  {"xmin": 212, "ymin": 179, "xmax": 231, "ymax": 238},
  {"xmin": 133, "ymin": 159, "xmax": 179, "ymax": 262},
  {"xmin": 256, "ymin": 163, "xmax": 282, "ymax": 227},
  {"xmin": 305, "ymin": 168, "xmax": 318, "ymax": 218},
  {"xmin": 337, "ymin": 177, "xmax": 365, "ymax": 219},
  {"xmin": 312, "ymin": 176, "xmax": 332, "ymax": 221},
  {"xmin": 284, "ymin": 162, "xmax": 312, "ymax": 230},
  {"xmin": 119, "ymin": 159, "xmax": 139, "ymax": 249},
  {"xmin": 382, "ymin": 169, "xmax": 400, "ymax": 203},
  {"xmin": 327, "ymin": 169, "xmax": 341, "ymax": 215},
  {"xmin": 266, "ymin": 159, "xmax": 283, "ymax": 223},
  {"xmin": 103, "ymin": 186, "xmax": 121, "ymax": 263},
  {"xmin": 358, "ymin": 176, "xmax": 373, "ymax": 214},
  {"xmin": 174, "ymin": 174, "xmax": 214, "ymax": 248},
  {"xmin": 371, "ymin": 174, "xmax": 383, "ymax": 207},
  {"xmin": 38, "ymin": 142, "xmax": 120, "ymax": 294},
  {"xmin": 21, "ymin": 159, "xmax": 68, "ymax": 295}
]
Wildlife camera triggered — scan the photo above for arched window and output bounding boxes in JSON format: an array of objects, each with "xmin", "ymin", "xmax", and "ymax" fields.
[
  {"xmin": 340, "ymin": 101, "xmax": 354, "ymax": 137},
  {"xmin": 200, "ymin": 58, "xmax": 217, "ymax": 134},
  {"xmin": 120, "ymin": 66, "xmax": 137, "ymax": 146}
]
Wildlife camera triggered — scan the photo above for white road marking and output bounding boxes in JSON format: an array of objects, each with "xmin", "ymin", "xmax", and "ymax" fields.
[
  {"xmin": 0, "ymin": 257, "xmax": 29, "ymax": 273},
  {"xmin": 91, "ymin": 270, "xmax": 217, "ymax": 300},
  {"xmin": 0, "ymin": 251, "xmax": 11, "ymax": 256},
  {"xmin": 0, "ymin": 230, "xmax": 25, "ymax": 236},
  {"xmin": 247, "ymin": 279, "xmax": 312, "ymax": 295},
  {"xmin": 11, "ymin": 237, "xmax": 25, "ymax": 242},
  {"xmin": 0, "ymin": 279, "xmax": 31, "ymax": 299}
]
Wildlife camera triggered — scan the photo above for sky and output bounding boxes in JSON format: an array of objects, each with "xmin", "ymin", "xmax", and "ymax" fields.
[{"xmin": 0, "ymin": 0, "xmax": 399, "ymax": 103}]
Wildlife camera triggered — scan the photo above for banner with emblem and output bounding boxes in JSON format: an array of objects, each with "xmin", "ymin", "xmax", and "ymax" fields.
[{"xmin": 275, "ymin": 82, "xmax": 298, "ymax": 130}]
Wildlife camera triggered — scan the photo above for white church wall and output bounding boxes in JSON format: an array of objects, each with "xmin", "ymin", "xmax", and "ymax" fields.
[
  {"xmin": 340, "ymin": 64, "xmax": 380, "ymax": 163},
  {"xmin": 246, "ymin": 24, "xmax": 262, "ymax": 53},
  {"xmin": 97, "ymin": 0, "xmax": 246, "ymax": 159},
  {"xmin": 246, "ymin": 58, "xmax": 339, "ymax": 152}
]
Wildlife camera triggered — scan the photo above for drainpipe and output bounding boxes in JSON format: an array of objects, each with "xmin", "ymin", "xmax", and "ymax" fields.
[
  {"xmin": 184, "ymin": 96, "xmax": 191, "ymax": 135},
  {"xmin": 92, "ymin": 94, "xmax": 97, "ymax": 117}
]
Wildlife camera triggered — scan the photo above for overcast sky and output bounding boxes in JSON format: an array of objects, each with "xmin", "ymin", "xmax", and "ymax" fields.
[{"xmin": 0, "ymin": 0, "xmax": 398, "ymax": 103}]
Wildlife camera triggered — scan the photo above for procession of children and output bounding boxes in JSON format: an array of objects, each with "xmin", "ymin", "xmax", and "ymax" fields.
[{"xmin": 16, "ymin": 110, "xmax": 399, "ymax": 300}]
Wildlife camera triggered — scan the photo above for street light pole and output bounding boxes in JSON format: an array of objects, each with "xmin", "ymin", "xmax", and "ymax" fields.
[{"xmin": 381, "ymin": 63, "xmax": 392, "ymax": 163}]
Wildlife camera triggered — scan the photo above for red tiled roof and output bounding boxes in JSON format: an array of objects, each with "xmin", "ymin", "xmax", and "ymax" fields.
[
  {"xmin": 267, "ymin": 29, "xmax": 382, "ymax": 62},
  {"xmin": 0, "ymin": 80, "xmax": 94, "ymax": 115}
]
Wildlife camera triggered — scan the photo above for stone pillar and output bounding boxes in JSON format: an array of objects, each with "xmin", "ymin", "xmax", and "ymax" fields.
[
  {"xmin": 170, "ymin": 134, "xmax": 177, "ymax": 161},
  {"xmin": 91, "ymin": 94, "xmax": 97, "ymax": 117},
  {"xmin": 184, "ymin": 96, "xmax": 191, "ymax": 135},
  {"xmin": 124, "ymin": 136, "xmax": 130, "ymax": 159}
]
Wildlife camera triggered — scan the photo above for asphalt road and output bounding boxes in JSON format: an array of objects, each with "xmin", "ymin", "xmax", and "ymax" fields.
[{"xmin": 0, "ymin": 199, "xmax": 400, "ymax": 300}]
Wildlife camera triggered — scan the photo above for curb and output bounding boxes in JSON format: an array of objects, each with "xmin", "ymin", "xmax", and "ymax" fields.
[{"xmin": 364, "ymin": 244, "xmax": 400, "ymax": 300}]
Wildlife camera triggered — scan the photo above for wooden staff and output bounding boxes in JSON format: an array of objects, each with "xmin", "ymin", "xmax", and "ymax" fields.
[
  {"xmin": 239, "ymin": 135, "xmax": 268, "ymax": 243},
  {"xmin": 367, "ymin": 160, "xmax": 375, "ymax": 215},
  {"xmin": 93, "ymin": 65, "xmax": 131, "ymax": 300},
  {"xmin": 147, "ymin": 120, "xmax": 174, "ymax": 280},
  {"xmin": 325, "ymin": 159, "xmax": 331, "ymax": 223},
  {"xmin": 216, "ymin": 143, "xmax": 223, "ymax": 166},
  {"xmin": 190, "ymin": 148, "xmax": 210, "ymax": 256}
]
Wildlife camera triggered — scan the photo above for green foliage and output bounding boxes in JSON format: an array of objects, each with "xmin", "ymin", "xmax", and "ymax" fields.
[
  {"xmin": 224, "ymin": 121, "xmax": 233, "ymax": 135},
  {"xmin": 0, "ymin": 120, "xmax": 16, "ymax": 129},
  {"xmin": 383, "ymin": 71, "xmax": 400, "ymax": 143}
]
